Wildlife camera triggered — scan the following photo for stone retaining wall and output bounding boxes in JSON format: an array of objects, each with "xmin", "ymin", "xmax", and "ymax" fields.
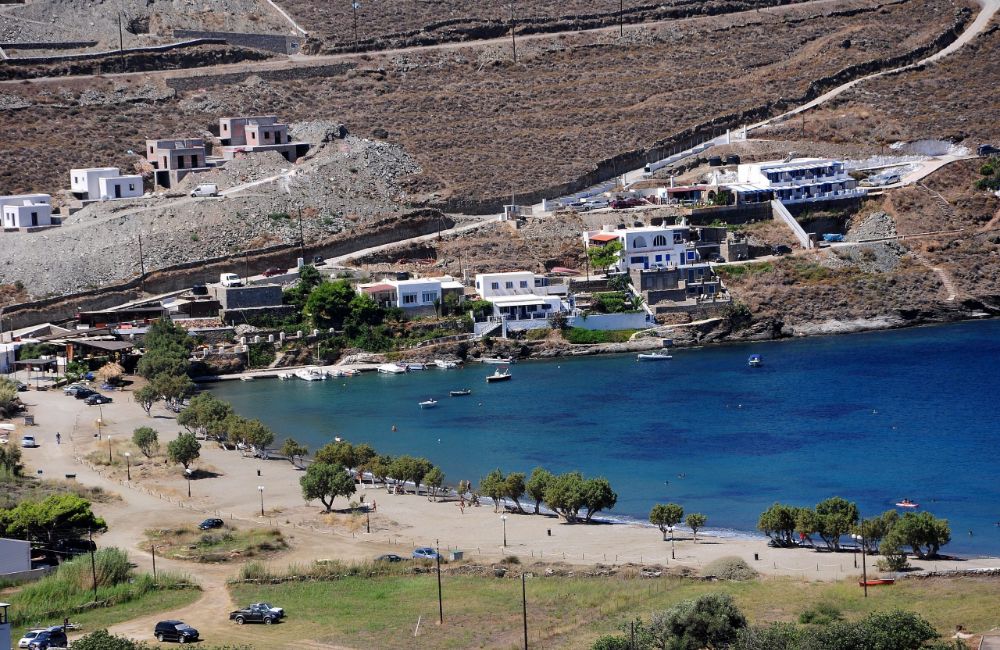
[{"xmin": 172, "ymin": 29, "xmax": 303, "ymax": 54}]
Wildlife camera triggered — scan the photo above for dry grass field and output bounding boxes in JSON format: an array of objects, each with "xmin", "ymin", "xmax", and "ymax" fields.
[{"xmin": 0, "ymin": 0, "xmax": 969, "ymax": 206}]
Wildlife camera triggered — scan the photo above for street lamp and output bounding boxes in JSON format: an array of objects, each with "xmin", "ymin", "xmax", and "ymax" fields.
[
  {"xmin": 501, "ymin": 514, "xmax": 508, "ymax": 547},
  {"xmin": 185, "ymin": 468, "xmax": 193, "ymax": 497},
  {"xmin": 258, "ymin": 485, "xmax": 265, "ymax": 517},
  {"xmin": 668, "ymin": 526, "xmax": 675, "ymax": 560},
  {"xmin": 124, "ymin": 452, "xmax": 131, "ymax": 481}
]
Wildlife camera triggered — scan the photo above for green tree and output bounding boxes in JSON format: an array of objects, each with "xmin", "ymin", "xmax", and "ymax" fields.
[
  {"xmin": 815, "ymin": 497, "xmax": 859, "ymax": 551},
  {"xmin": 315, "ymin": 440, "xmax": 357, "ymax": 469},
  {"xmin": 133, "ymin": 384, "xmax": 160, "ymax": 417},
  {"xmin": 525, "ymin": 467, "xmax": 554, "ymax": 514},
  {"xmin": 177, "ymin": 392, "xmax": 234, "ymax": 437},
  {"xmin": 132, "ymin": 427, "xmax": 159, "ymax": 458},
  {"xmin": 544, "ymin": 471, "xmax": 587, "ymax": 523},
  {"xmin": 64, "ymin": 360, "xmax": 89, "ymax": 382},
  {"xmin": 757, "ymin": 503, "xmax": 798, "ymax": 547},
  {"xmin": 0, "ymin": 442, "xmax": 23, "ymax": 478},
  {"xmin": 343, "ymin": 293, "xmax": 386, "ymax": 337},
  {"xmin": 650, "ymin": 503, "xmax": 684, "ymax": 541},
  {"xmin": 166, "ymin": 433, "xmax": 201, "ymax": 470},
  {"xmin": 885, "ymin": 511, "xmax": 951, "ymax": 559},
  {"xmin": 137, "ymin": 318, "xmax": 193, "ymax": 379},
  {"xmin": 280, "ymin": 438, "xmax": 309, "ymax": 468},
  {"xmin": 795, "ymin": 507, "xmax": 820, "ymax": 547},
  {"xmin": 648, "ymin": 592, "xmax": 746, "ymax": 650},
  {"xmin": 809, "ymin": 610, "xmax": 938, "ymax": 650},
  {"xmin": 425, "ymin": 466, "xmax": 445, "ymax": 501},
  {"xmin": 0, "ymin": 494, "xmax": 107, "ymax": 545},
  {"xmin": 71, "ymin": 630, "xmax": 148, "ymax": 650},
  {"xmin": 735, "ymin": 622, "xmax": 802, "ymax": 650},
  {"xmin": 300, "ymin": 462, "xmax": 356, "ymax": 512},
  {"xmin": 855, "ymin": 509, "xmax": 899, "ymax": 554},
  {"xmin": 369, "ymin": 454, "xmax": 393, "ymax": 487},
  {"xmin": 582, "ymin": 477, "xmax": 617, "ymax": 523},
  {"xmin": 352, "ymin": 443, "xmax": 378, "ymax": 477},
  {"xmin": 587, "ymin": 239, "xmax": 624, "ymax": 274},
  {"xmin": 504, "ymin": 472, "xmax": 527, "ymax": 513},
  {"xmin": 480, "ymin": 468, "xmax": 507, "ymax": 512},
  {"xmin": 152, "ymin": 373, "xmax": 195, "ymax": 410},
  {"xmin": 686, "ymin": 513, "xmax": 707, "ymax": 542},
  {"xmin": 230, "ymin": 418, "xmax": 275, "ymax": 451},
  {"xmin": 304, "ymin": 280, "xmax": 356, "ymax": 329}
]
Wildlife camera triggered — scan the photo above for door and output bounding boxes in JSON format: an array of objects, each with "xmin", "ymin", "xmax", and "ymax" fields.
[
  {"xmin": 114, "ymin": 184, "xmax": 122, "ymax": 199},
  {"xmin": 31, "ymin": 211, "xmax": 37, "ymax": 226}
]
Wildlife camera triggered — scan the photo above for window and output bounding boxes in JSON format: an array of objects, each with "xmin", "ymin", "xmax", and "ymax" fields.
[
  {"xmin": 519, "ymin": 281, "xmax": 528, "ymax": 288},
  {"xmin": 128, "ymin": 183, "xmax": 135, "ymax": 191},
  {"xmin": 655, "ymin": 255, "xmax": 662, "ymax": 262},
  {"xmin": 223, "ymin": 124, "xmax": 228, "ymax": 131},
  {"xmin": 421, "ymin": 291, "xmax": 437, "ymax": 303},
  {"xmin": 632, "ymin": 236, "xmax": 648, "ymax": 249},
  {"xmin": 673, "ymin": 233, "xmax": 684, "ymax": 244},
  {"xmin": 687, "ymin": 251, "xmax": 695, "ymax": 260},
  {"xmin": 491, "ymin": 282, "xmax": 499, "ymax": 290},
  {"xmin": 402, "ymin": 294, "xmax": 417, "ymax": 305},
  {"xmin": 505, "ymin": 281, "xmax": 514, "ymax": 289},
  {"xmin": 653, "ymin": 235, "xmax": 667, "ymax": 247},
  {"xmin": 665, "ymin": 254, "xmax": 671, "ymax": 262}
]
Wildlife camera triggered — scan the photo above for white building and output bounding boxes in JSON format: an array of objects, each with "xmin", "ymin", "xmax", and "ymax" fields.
[
  {"xmin": 70, "ymin": 167, "xmax": 143, "ymax": 201},
  {"xmin": 0, "ymin": 194, "xmax": 53, "ymax": 229},
  {"xmin": 583, "ymin": 224, "xmax": 700, "ymax": 272},
  {"xmin": 474, "ymin": 271, "xmax": 567, "ymax": 322},
  {"xmin": 358, "ymin": 276, "xmax": 465, "ymax": 313},
  {"xmin": 735, "ymin": 158, "xmax": 865, "ymax": 204},
  {"xmin": 0, "ymin": 538, "xmax": 30, "ymax": 576}
]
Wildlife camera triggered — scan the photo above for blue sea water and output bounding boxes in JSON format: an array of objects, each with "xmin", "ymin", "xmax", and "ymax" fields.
[{"xmin": 211, "ymin": 319, "xmax": 1000, "ymax": 556}]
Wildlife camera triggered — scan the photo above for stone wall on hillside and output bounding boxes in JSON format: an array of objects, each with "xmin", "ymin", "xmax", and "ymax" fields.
[{"xmin": 173, "ymin": 29, "xmax": 303, "ymax": 55}]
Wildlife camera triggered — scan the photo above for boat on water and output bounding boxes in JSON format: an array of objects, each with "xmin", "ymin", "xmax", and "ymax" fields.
[
  {"xmin": 486, "ymin": 368, "xmax": 512, "ymax": 383},
  {"xmin": 377, "ymin": 363, "xmax": 408, "ymax": 374},
  {"xmin": 449, "ymin": 389, "xmax": 472, "ymax": 397},
  {"xmin": 481, "ymin": 357, "xmax": 514, "ymax": 364},
  {"xmin": 895, "ymin": 499, "xmax": 919, "ymax": 509},
  {"xmin": 406, "ymin": 363, "xmax": 427, "ymax": 371},
  {"xmin": 240, "ymin": 375, "xmax": 256, "ymax": 381},
  {"xmin": 419, "ymin": 399, "xmax": 438, "ymax": 408},
  {"xmin": 434, "ymin": 359, "xmax": 459, "ymax": 369},
  {"xmin": 637, "ymin": 352, "xmax": 672, "ymax": 361},
  {"xmin": 859, "ymin": 578, "xmax": 895, "ymax": 587},
  {"xmin": 748, "ymin": 354, "xmax": 763, "ymax": 367},
  {"xmin": 294, "ymin": 366, "xmax": 327, "ymax": 381}
]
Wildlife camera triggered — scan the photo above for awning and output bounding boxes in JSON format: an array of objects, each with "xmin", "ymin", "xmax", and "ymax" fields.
[
  {"xmin": 362, "ymin": 284, "xmax": 396, "ymax": 293},
  {"xmin": 589, "ymin": 233, "xmax": 619, "ymax": 243},
  {"xmin": 72, "ymin": 340, "xmax": 135, "ymax": 352},
  {"xmin": 489, "ymin": 296, "xmax": 548, "ymax": 307}
]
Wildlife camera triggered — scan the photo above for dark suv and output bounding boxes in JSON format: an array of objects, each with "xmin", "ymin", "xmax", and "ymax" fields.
[
  {"xmin": 154, "ymin": 620, "xmax": 200, "ymax": 643},
  {"xmin": 28, "ymin": 628, "xmax": 68, "ymax": 649},
  {"xmin": 198, "ymin": 518, "xmax": 224, "ymax": 530}
]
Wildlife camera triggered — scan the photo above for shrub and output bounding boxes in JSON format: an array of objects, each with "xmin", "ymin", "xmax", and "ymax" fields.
[
  {"xmin": 798, "ymin": 602, "xmax": 843, "ymax": 625},
  {"xmin": 702, "ymin": 556, "xmax": 758, "ymax": 581}
]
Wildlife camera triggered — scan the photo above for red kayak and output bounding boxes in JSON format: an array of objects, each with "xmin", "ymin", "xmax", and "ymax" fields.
[{"xmin": 859, "ymin": 578, "xmax": 895, "ymax": 587}]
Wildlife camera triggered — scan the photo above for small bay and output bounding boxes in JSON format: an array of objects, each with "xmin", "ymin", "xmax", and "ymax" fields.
[{"xmin": 211, "ymin": 319, "xmax": 1000, "ymax": 556}]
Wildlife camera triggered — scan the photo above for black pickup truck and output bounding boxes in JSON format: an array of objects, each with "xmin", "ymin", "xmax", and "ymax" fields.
[{"xmin": 229, "ymin": 603, "xmax": 283, "ymax": 625}]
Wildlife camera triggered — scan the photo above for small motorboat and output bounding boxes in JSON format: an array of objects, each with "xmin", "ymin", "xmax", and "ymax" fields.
[
  {"xmin": 486, "ymin": 368, "xmax": 512, "ymax": 383},
  {"xmin": 434, "ymin": 359, "xmax": 459, "ymax": 369},
  {"xmin": 406, "ymin": 363, "xmax": 427, "ymax": 371},
  {"xmin": 637, "ymin": 352, "xmax": 672, "ymax": 361},
  {"xmin": 419, "ymin": 399, "xmax": 438, "ymax": 408},
  {"xmin": 481, "ymin": 357, "xmax": 514, "ymax": 364},
  {"xmin": 748, "ymin": 354, "xmax": 762, "ymax": 367},
  {"xmin": 895, "ymin": 499, "xmax": 919, "ymax": 509},
  {"xmin": 449, "ymin": 389, "xmax": 472, "ymax": 397},
  {"xmin": 294, "ymin": 366, "xmax": 327, "ymax": 381},
  {"xmin": 240, "ymin": 375, "xmax": 256, "ymax": 381},
  {"xmin": 859, "ymin": 578, "xmax": 895, "ymax": 587},
  {"xmin": 377, "ymin": 363, "xmax": 408, "ymax": 374}
]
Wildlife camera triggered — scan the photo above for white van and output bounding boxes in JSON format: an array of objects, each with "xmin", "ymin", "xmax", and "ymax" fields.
[
  {"xmin": 219, "ymin": 273, "xmax": 243, "ymax": 287},
  {"xmin": 21, "ymin": 435, "xmax": 37, "ymax": 448},
  {"xmin": 191, "ymin": 184, "xmax": 219, "ymax": 198}
]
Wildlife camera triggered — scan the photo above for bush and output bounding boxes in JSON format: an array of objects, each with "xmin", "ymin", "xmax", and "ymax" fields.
[
  {"xmin": 702, "ymin": 556, "xmax": 758, "ymax": 581},
  {"xmin": 798, "ymin": 602, "xmax": 843, "ymax": 625},
  {"xmin": 562, "ymin": 328, "xmax": 636, "ymax": 344}
]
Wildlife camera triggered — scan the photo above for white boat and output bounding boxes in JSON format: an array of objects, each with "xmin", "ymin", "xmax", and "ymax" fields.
[
  {"xmin": 481, "ymin": 357, "xmax": 514, "ymax": 364},
  {"xmin": 377, "ymin": 363, "xmax": 408, "ymax": 374},
  {"xmin": 419, "ymin": 399, "xmax": 438, "ymax": 408},
  {"xmin": 406, "ymin": 363, "xmax": 427, "ymax": 371},
  {"xmin": 294, "ymin": 366, "xmax": 328, "ymax": 381},
  {"xmin": 486, "ymin": 368, "xmax": 512, "ymax": 383},
  {"xmin": 240, "ymin": 375, "xmax": 256, "ymax": 381},
  {"xmin": 637, "ymin": 352, "xmax": 672, "ymax": 361},
  {"xmin": 277, "ymin": 372, "xmax": 293, "ymax": 380},
  {"xmin": 434, "ymin": 359, "xmax": 459, "ymax": 369},
  {"xmin": 748, "ymin": 354, "xmax": 762, "ymax": 367}
]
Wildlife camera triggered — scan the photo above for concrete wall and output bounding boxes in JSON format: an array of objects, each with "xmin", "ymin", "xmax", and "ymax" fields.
[
  {"xmin": 568, "ymin": 312, "xmax": 651, "ymax": 331},
  {"xmin": 173, "ymin": 29, "xmax": 303, "ymax": 55},
  {"xmin": 0, "ymin": 537, "xmax": 31, "ymax": 574},
  {"xmin": 209, "ymin": 284, "xmax": 282, "ymax": 310}
]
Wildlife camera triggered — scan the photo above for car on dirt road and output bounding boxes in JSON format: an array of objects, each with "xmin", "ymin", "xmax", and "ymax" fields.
[
  {"xmin": 261, "ymin": 267, "xmax": 285, "ymax": 277},
  {"xmin": 376, "ymin": 554, "xmax": 404, "ymax": 562},
  {"xmin": 84, "ymin": 394, "xmax": 112, "ymax": 405},
  {"xmin": 198, "ymin": 518, "xmax": 224, "ymax": 530},
  {"xmin": 18, "ymin": 629, "xmax": 46, "ymax": 648},
  {"xmin": 229, "ymin": 603, "xmax": 284, "ymax": 625},
  {"xmin": 153, "ymin": 620, "xmax": 200, "ymax": 643},
  {"xmin": 26, "ymin": 627, "xmax": 67, "ymax": 649},
  {"xmin": 412, "ymin": 547, "xmax": 440, "ymax": 560}
]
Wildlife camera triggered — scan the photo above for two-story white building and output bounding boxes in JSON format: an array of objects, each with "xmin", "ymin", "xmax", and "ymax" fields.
[
  {"xmin": 357, "ymin": 276, "xmax": 465, "ymax": 315},
  {"xmin": 70, "ymin": 167, "xmax": 143, "ymax": 201},
  {"xmin": 735, "ymin": 158, "xmax": 865, "ymax": 205},
  {"xmin": 474, "ymin": 271, "xmax": 568, "ymax": 322},
  {"xmin": 583, "ymin": 224, "xmax": 701, "ymax": 272},
  {"xmin": 0, "ymin": 194, "xmax": 53, "ymax": 229}
]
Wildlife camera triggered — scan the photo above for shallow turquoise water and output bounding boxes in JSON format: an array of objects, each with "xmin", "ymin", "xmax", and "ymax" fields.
[{"xmin": 211, "ymin": 319, "xmax": 1000, "ymax": 555}]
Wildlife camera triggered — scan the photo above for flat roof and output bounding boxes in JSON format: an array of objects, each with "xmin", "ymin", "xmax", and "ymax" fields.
[
  {"xmin": 489, "ymin": 295, "xmax": 548, "ymax": 306},
  {"xmin": 726, "ymin": 183, "xmax": 770, "ymax": 192},
  {"xmin": 73, "ymin": 340, "xmax": 134, "ymax": 352},
  {"xmin": 754, "ymin": 158, "xmax": 837, "ymax": 173},
  {"xmin": 589, "ymin": 233, "xmax": 620, "ymax": 242},
  {"xmin": 15, "ymin": 358, "xmax": 57, "ymax": 365},
  {"xmin": 363, "ymin": 283, "xmax": 395, "ymax": 293},
  {"xmin": 71, "ymin": 167, "xmax": 119, "ymax": 173}
]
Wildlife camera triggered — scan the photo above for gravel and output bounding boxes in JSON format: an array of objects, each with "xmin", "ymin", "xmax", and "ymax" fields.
[{"xmin": 846, "ymin": 210, "xmax": 897, "ymax": 242}]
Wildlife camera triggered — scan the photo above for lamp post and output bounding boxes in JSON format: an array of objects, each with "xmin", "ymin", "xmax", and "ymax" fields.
[
  {"xmin": 668, "ymin": 526, "xmax": 675, "ymax": 560},
  {"xmin": 107, "ymin": 434, "xmax": 112, "ymax": 463},
  {"xmin": 185, "ymin": 468, "xmax": 192, "ymax": 497},
  {"xmin": 351, "ymin": 1, "xmax": 360, "ymax": 52},
  {"xmin": 258, "ymin": 485, "xmax": 265, "ymax": 517},
  {"xmin": 151, "ymin": 544, "xmax": 157, "ymax": 583},
  {"xmin": 501, "ymin": 514, "xmax": 508, "ymax": 548},
  {"xmin": 124, "ymin": 452, "xmax": 131, "ymax": 481}
]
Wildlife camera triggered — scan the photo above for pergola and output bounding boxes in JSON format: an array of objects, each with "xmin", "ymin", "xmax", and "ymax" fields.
[{"xmin": 14, "ymin": 358, "xmax": 58, "ymax": 388}]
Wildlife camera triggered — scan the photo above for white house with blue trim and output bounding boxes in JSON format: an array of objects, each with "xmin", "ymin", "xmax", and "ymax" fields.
[{"xmin": 583, "ymin": 224, "xmax": 700, "ymax": 272}]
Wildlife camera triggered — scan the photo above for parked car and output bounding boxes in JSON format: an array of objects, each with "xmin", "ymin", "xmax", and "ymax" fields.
[
  {"xmin": 250, "ymin": 602, "xmax": 285, "ymax": 619},
  {"xmin": 772, "ymin": 245, "xmax": 792, "ymax": 256},
  {"xmin": 261, "ymin": 267, "xmax": 285, "ymax": 277},
  {"xmin": 190, "ymin": 183, "xmax": 219, "ymax": 198},
  {"xmin": 15, "ymin": 381, "xmax": 28, "ymax": 392},
  {"xmin": 62, "ymin": 384, "xmax": 88, "ymax": 396},
  {"xmin": 978, "ymin": 144, "xmax": 1000, "ymax": 157},
  {"xmin": 610, "ymin": 198, "xmax": 645, "ymax": 209},
  {"xmin": 229, "ymin": 603, "xmax": 283, "ymax": 625},
  {"xmin": 376, "ymin": 554, "xmax": 404, "ymax": 563},
  {"xmin": 153, "ymin": 620, "xmax": 200, "ymax": 643},
  {"xmin": 219, "ymin": 272, "xmax": 244, "ymax": 287},
  {"xmin": 85, "ymin": 394, "xmax": 112, "ymax": 405},
  {"xmin": 27, "ymin": 628, "xmax": 67, "ymax": 649},
  {"xmin": 21, "ymin": 435, "xmax": 37, "ymax": 448},
  {"xmin": 198, "ymin": 518, "xmax": 224, "ymax": 530},
  {"xmin": 412, "ymin": 547, "xmax": 440, "ymax": 560},
  {"xmin": 312, "ymin": 255, "xmax": 325, "ymax": 265},
  {"xmin": 73, "ymin": 388, "xmax": 97, "ymax": 400},
  {"xmin": 18, "ymin": 629, "xmax": 46, "ymax": 648}
]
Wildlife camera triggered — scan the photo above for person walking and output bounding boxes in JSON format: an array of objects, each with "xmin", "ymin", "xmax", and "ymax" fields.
[{"xmin": 55, "ymin": 432, "xmax": 61, "ymax": 445}]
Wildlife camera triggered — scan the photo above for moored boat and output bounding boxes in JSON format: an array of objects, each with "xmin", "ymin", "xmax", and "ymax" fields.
[
  {"xmin": 419, "ymin": 399, "xmax": 438, "ymax": 408},
  {"xmin": 434, "ymin": 359, "xmax": 459, "ymax": 369},
  {"xmin": 748, "ymin": 354, "xmax": 762, "ymax": 367},
  {"xmin": 895, "ymin": 499, "xmax": 919, "ymax": 509},
  {"xmin": 449, "ymin": 389, "xmax": 472, "ymax": 397},
  {"xmin": 406, "ymin": 363, "xmax": 426, "ymax": 371},
  {"xmin": 294, "ymin": 366, "xmax": 327, "ymax": 381},
  {"xmin": 859, "ymin": 578, "xmax": 895, "ymax": 587},
  {"xmin": 377, "ymin": 363, "xmax": 408, "ymax": 374},
  {"xmin": 481, "ymin": 357, "xmax": 514, "ymax": 364},
  {"xmin": 240, "ymin": 375, "xmax": 256, "ymax": 381},
  {"xmin": 486, "ymin": 368, "xmax": 512, "ymax": 383},
  {"xmin": 637, "ymin": 352, "xmax": 672, "ymax": 361}
]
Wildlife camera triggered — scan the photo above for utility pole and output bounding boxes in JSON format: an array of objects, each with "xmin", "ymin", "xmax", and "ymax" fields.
[
  {"xmin": 861, "ymin": 514, "xmax": 868, "ymax": 598},
  {"xmin": 436, "ymin": 540, "xmax": 444, "ymax": 624},
  {"xmin": 521, "ymin": 572, "xmax": 528, "ymax": 649},
  {"xmin": 88, "ymin": 529, "xmax": 98, "ymax": 600},
  {"xmin": 510, "ymin": 1, "xmax": 517, "ymax": 63},
  {"xmin": 352, "ymin": 2, "xmax": 360, "ymax": 52},
  {"xmin": 137, "ymin": 233, "xmax": 146, "ymax": 294},
  {"xmin": 118, "ymin": 13, "xmax": 125, "ymax": 73},
  {"xmin": 151, "ymin": 544, "xmax": 157, "ymax": 583}
]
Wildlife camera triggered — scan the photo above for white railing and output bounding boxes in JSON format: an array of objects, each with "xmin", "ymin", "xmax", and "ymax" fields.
[{"xmin": 771, "ymin": 200, "xmax": 812, "ymax": 249}]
